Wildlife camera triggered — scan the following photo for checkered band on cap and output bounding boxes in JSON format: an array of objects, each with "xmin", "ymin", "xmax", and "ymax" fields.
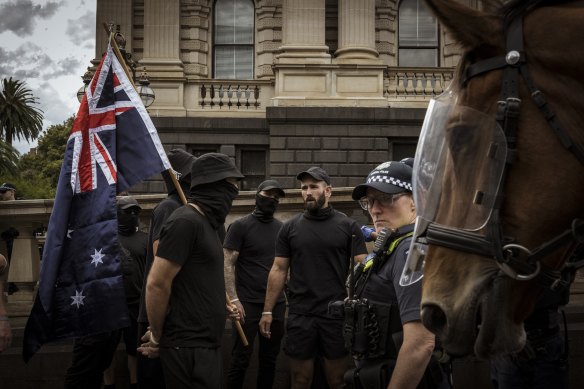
[{"xmin": 366, "ymin": 174, "xmax": 412, "ymax": 191}]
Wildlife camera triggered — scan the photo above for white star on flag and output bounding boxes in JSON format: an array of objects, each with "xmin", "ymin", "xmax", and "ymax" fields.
[
  {"xmin": 67, "ymin": 229, "xmax": 74, "ymax": 238},
  {"xmin": 70, "ymin": 290, "xmax": 86, "ymax": 309},
  {"xmin": 90, "ymin": 248, "xmax": 105, "ymax": 267}
]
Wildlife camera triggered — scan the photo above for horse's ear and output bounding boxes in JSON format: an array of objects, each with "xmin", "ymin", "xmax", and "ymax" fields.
[{"xmin": 424, "ymin": 0, "xmax": 503, "ymax": 49}]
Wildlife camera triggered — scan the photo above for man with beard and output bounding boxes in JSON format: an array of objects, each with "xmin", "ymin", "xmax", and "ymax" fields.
[
  {"xmin": 260, "ymin": 167, "xmax": 368, "ymax": 389},
  {"xmin": 224, "ymin": 179, "xmax": 286, "ymax": 389},
  {"xmin": 139, "ymin": 153, "xmax": 244, "ymax": 388}
]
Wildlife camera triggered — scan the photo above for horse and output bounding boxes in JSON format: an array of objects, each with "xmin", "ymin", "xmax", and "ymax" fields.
[{"xmin": 405, "ymin": 0, "xmax": 584, "ymax": 359}]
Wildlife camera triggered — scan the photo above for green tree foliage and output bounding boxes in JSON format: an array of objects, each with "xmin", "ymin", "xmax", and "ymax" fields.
[
  {"xmin": 1, "ymin": 116, "xmax": 73, "ymax": 199},
  {"xmin": 0, "ymin": 77, "xmax": 44, "ymax": 146},
  {"xmin": 0, "ymin": 140, "xmax": 19, "ymax": 175}
]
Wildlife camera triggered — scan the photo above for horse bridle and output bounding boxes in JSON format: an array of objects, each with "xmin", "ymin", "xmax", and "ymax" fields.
[{"xmin": 422, "ymin": 14, "xmax": 584, "ymax": 291}]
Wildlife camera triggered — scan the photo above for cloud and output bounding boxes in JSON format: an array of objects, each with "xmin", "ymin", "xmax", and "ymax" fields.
[
  {"xmin": 66, "ymin": 10, "xmax": 96, "ymax": 44},
  {"xmin": 0, "ymin": 43, "xmax": 54, "ymax": 80},
  {"xmin": 45, "ymin": 57, "xmax": 83, "ymax": 78},
  {"xmin": 0, "ymin": 1, "xmax": 63, "ymax": 36}
]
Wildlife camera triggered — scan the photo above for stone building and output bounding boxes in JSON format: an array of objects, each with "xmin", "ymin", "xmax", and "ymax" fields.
[{"xmin": 93, "ymin": 0, "xmax": 477, "ymax": 192}]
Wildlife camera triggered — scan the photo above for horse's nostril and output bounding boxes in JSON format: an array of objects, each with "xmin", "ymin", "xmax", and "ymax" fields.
[{"xmin": 421, "ymin": 304, "xmax": 447, "ymax": 335}]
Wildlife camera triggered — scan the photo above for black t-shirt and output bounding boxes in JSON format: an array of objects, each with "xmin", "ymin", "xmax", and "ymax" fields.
[
  {"xmin": 276, "ymin": 209, "xmax": 367, "ymax": 316},
  {"xmin": 138, "ymin": 195, "xmax": 182, "ymax": 323},
  {"xmin": 360, "ymin": 224, "xmax": 420, "ymax": 325},
  {"xmin": 223, "ymin": 214, "xmax": 284, "ymax": 304},
  {"xmin": 118, "ymin": 231, "xmax": 148, "ymax": 306},
  {"xmin": 156, "ymin": 205, "xmax": 226, "ymax": 348}
]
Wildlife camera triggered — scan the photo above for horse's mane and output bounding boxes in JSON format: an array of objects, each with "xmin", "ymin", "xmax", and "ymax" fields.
[{"xmin": 497, "ymin": 0, "xmax": 577, "ymax": 26}]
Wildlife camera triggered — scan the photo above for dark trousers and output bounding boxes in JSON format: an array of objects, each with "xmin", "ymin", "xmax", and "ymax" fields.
[
  {"xmin": 227, "ymin": 301, "xmax": 285, "ymax": 389},
  {"xmin": 64, "ymin": 332, "xmax": 120, "ymax": 389},
  {"xmin": 160, "ymin": 346, "xmax": 223, "ymax": 389},
  {"xmin": 136, "ymin": 321, "xmax": 166, "ymax": 389},
  {"xmin": 490, "ymin": 330, "xmax": 568, "ymax": 389}
]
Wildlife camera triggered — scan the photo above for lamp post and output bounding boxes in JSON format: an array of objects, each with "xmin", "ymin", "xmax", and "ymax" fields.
[
  {"xmin": 76, "ymin": 68, "xmax": 94, "ymax": 103},
  {"xmin": 77, "ymin": 24, "xmax": 155, "ymax": 107}
]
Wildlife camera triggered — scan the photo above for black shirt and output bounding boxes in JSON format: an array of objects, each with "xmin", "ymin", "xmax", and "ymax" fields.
[
  {"xmin": 359, "ymin": 224, "xmax": 420, "ymax": 325},
  {"xmin": 118, "ymin": 231, "xmax": 148, "ymax": 306},
  {"xmin": 224, "ymin": 213, "xmax": 285, "ymax": 303},
  {"xmin": 276, "ymin": 209, "xmax": 367, "ymax": 316},
  {"xmin": 138, "ymin": 195, "xmax": 182, "ymax": 323},
  {"xmin": 156, "ymin": 205, "xmax": 226, "ymax": 348}
]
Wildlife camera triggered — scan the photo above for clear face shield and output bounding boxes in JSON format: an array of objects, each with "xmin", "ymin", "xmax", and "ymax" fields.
[{"xmin": 400, "ymin": 90, "xmax": 508, "ymax": 286}]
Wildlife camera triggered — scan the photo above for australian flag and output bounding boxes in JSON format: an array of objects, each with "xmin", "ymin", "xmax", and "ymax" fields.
[{"xmin": 22, "ymin": 43, "xmax": 171, "ymax": 362}]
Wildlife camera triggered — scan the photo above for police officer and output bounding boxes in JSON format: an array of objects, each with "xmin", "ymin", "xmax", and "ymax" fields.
[{"xmin": 347, "ymin": 160, "xmax": 447, "ymax": 389}]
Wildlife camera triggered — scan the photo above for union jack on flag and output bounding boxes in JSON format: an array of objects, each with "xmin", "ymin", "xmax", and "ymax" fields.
[{"xmin": 23, "ymin": 43, "xmax": 171, "ymax": 362}]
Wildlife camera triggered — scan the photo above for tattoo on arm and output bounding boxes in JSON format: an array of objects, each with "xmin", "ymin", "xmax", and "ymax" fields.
[{"xmin": 223, "ymin": 248, "xmax": 240, "ymax": 298}]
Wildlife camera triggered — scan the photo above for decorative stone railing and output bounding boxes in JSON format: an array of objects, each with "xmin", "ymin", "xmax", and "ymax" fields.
[
  {"xmin": 384, "ymin": 67, "xmax": 455, "ymax": 100},
  {"xmin": 195, "ymin": 80, "xmax": 274, "ymax": 110}
]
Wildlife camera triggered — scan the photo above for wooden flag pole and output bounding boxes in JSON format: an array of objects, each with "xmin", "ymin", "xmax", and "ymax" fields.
[{"xmin": 104, "ymin": 22, "xmax": 248, "ymax": 346}]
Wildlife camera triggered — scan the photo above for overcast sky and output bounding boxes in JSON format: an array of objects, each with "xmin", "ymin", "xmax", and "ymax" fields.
[{"xmin": 0, "ymin": 0, "xmax": 96, "ymax": 154}]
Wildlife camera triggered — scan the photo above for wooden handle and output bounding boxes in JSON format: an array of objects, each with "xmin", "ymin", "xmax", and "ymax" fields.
[{"xmin": 226, "ymin": 292, "xmax": 249, "ymax": 346}]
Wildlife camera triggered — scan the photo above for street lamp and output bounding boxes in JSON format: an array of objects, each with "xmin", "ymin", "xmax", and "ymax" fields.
[
  {"xmin": 77, "ymin": 24, "xmax": 155, "ymax": 107},
  {"xmin": 76, "ymin": 68, "xmax": 94, "ymax": 103}
]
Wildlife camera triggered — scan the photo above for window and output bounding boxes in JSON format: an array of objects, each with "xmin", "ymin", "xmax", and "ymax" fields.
[
  {"xmin": 214, "ymin": 0, "xmax": 255, "ymax": 79},
  {"xmin": 190, "ymin": 146, "xmax": 219, "ymax": 158},
  {"xmin": 398, "ymin": 0, "xmax": 438, "ymax": 67},
  {"xmin": 389, "ymin": 138, "xmax": 418, "ymax": 161},
  {"xmin": 238, "ymin": 149, "xmax": 266, "ymax": 191}
]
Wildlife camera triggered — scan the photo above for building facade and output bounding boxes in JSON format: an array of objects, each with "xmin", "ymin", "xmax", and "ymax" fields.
[{"xmin": 93, "ymin": 0, "xmax": 480, "ymax": 191}]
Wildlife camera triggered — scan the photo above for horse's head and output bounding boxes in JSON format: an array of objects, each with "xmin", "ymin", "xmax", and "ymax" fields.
[{"xmin": 406, "ymin": 0, "xmax": 584, "ymax": 359}]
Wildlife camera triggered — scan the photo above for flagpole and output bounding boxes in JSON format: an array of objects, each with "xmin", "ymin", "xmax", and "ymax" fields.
[{"xmin": 103, "ymin": 23, "xmax": 248, "ymax": 346}]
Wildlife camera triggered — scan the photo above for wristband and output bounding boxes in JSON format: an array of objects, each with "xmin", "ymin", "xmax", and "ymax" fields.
[
  {"xmin": 261, "ymin": 311, "xmax": 272, "ymax": 315},
  {"xmin": 150, "ymin": 333, "xmax": 160, "ymax": 346},
  {"xmin": 0, "ymin": 315, "xmax": 8, "ymax": 321},
  {"xmin": 230, "ymin": 298, "xmax": 239, "ymax": 303}
]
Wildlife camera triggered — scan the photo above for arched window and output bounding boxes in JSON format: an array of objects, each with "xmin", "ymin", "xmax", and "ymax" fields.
[
  {"xmin": 398, "ymin": 0, "xmax": 438, "ymax": 67},
  {"xmin": 214, "ymin": 0, "xmax": 255, "ymax": 79}
]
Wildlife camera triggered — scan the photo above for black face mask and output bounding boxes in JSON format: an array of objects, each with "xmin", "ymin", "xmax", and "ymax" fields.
[
  {"xmin": 189, "ymin": 180, "xmax": 239, "ymax": 229},
  {"xmin": 118, "ymin": 212, "xmax": 139, "ymax": 235},
  {"xmin": 252, "ymin": 194, "xmax": 278, "ymax": 222}
]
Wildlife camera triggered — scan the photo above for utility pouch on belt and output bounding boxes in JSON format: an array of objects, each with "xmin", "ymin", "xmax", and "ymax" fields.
[{"xmin": 344, "ymin": 359, "xmax": 395, "ymax": 389}]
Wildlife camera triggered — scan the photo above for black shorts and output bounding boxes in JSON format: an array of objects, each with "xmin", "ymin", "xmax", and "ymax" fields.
[
  {"xmin": 120, "ymin": 304, "xmax": 138, "ymax": 356},
  {"xmin": 284, "ymin": 313, "xmax": 348, "ymax": 360}
]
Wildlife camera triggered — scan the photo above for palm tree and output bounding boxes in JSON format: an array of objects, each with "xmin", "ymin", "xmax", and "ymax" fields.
[
  {"xmin": 0, "ymin": 139, "xmax": 19, "ymax": 175},
  {"xmin": 0, "ymin": 77, "xmax": 43, "ymax": 147}
]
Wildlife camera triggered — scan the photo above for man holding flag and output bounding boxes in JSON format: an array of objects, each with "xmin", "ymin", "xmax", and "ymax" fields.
[
  {"xmin": 22, "ymin": 39, "xmax": 171, "ymax": 365},
  {"xmin": 139, "ymin": 153, "xmax": 244, "ymax": 388}
]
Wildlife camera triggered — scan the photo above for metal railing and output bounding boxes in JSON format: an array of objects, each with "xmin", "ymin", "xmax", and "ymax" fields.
[{"xmin": 385, "ymin": 67, "xmax": 455, "ymax": 100}]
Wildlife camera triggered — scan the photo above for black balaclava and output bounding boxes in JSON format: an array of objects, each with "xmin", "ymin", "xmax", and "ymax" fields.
[
  {"xmin": 252, "ymin": 194, "xmax": 278, "ymax": 222},
  {"xmin": 189, "ymin": 180, "xmax": 239, "ymax": 229},
  {"xmin": 118, "ymin": 208, "xmax": 139, "ymax": 236}
]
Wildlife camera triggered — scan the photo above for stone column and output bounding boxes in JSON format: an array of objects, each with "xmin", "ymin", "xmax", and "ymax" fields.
[
  {"xmin": 140, "ymin": 0, "xmax": 183, "ymax": 76},
  {"xmin": 335, "ymin": 0, "xmax": 379, "ymax": 60},
  {"xmin": 276, "ymin": 0, "xmax": 330, "ymax": 64},
  {"xmin": 94, "ymin": 0, "xmax": 133, "ymax": 63}
]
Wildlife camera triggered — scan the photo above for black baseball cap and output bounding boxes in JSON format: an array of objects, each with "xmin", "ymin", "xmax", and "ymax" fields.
[
  {"xmin": 190, "ymin": 153, "xmax": 244, "ymax": 188},
  {"xmin": 352, "ymin": 161, "xmax": 413, "ymax": 200},
  {"xmin": 0, "ymin": 183, "xmax": 16, "ymax": 193},
  {"xmin": 256, "ymin": 179, "xmax": 285, "ymax": 197},
  {"xmin": 117, "ymin": 196, "xmax": 141, "ymax": 210},
  {"xmin": 296, "ymin": 167, "xmax": 331, "ymax": 185}
]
